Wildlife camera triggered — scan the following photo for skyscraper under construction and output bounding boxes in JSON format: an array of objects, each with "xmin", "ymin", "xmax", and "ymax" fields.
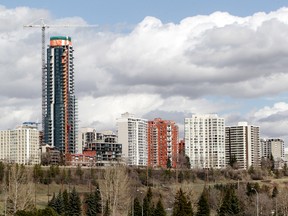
[{"xmin": 44, "ymin": 36, "xmax": 78, "ymax": 154}]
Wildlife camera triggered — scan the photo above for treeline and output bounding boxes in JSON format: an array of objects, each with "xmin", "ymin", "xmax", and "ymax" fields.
[
  {"xmin": 12, "ymin": 181, "xmax": 285, "ymax": 215},
  {"xmin": 1, "ymin": 160, "xmax": 288, "ymax": 215}
]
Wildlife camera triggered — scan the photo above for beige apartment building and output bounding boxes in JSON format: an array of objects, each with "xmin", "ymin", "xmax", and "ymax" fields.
[{"xmin": 0, "ymin": 122, "xmax": 40, "ymax": 164}]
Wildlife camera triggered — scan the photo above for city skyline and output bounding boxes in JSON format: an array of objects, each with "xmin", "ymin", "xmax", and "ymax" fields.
[{"xmin": 1, "ymin": 2, "xmax": 288, "ymax": 144}]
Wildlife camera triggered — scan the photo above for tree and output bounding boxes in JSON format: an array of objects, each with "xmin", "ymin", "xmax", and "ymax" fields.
[
  {"xmin": 33, "ymin": 164, "xmax": 44, "ymax": 183},
  {"xmin": 5, "ymin": 164, "xmax": 35, "ymax": 215},
  {"xmin": 272, "ymin": 186, "xmax": 278, "ymax": 198},
  {"xmin": 75, "ymin": 164, "xmax": 84, "ymax": 181},
  {"xmin": 54, "ymin": 191, "xmax": 64, "ymax": 215},
  {"xmin": 229, "ymin": 154, "xmax": 238, "ymax": 169},
  {"xmin": 38, "ymin": 207, "xmax": 58, "ymax": 216},
  {"xmin": 48, "ymin": 193, "xmax": 57, "ymax": 210},
  {"xmin": 196, "ymin": 188, "xmax": 210, "ymax": 216},
  {"xmin": 100, "ymin": 166, "xmax": 130, "ymax": 215},
  {"xmin": 133, "ymin": 197, "xmax": 142, "ymax": 216},
  {"xmin": 178, "ymin": 171, "xmax": 184, "ymax": 183},
  {"xmin": 68, "ymin": 187, "xmax": 81, "ymax": 216},
  {"xmin": 218, "ymin": 187, "xmax": 240, "ymax": 216},
  {"xmin": 85, "ymin": 186, "xmax": 102, "ymax": 216},
  {"xmin": 153, "ymin": 198, "xmax": 166, "ymax": 216},
  {"xmin": 283, "ymin": 163, "xmax": 288, "ymax": 176},
  {"xmin": 143, "ymin": 187, "xmax": 153, "ymax": 216},
  {"xmin": 270, "ymin": 154, "xmax": 275, "ymax": 171},
  {"xmin": 172, "ymin": 188, "xmax": 193, "ymax": 216},
  {"xmin": 184, "ymin": 155, "xmax": 191, "ymax": 169},
  {"xmin": 167, "ymin": 157, "xmax": 172, "ymax": 169},
  {"xmin": 62, "ymin": 189, "xmax": 69, "ymax": 215},
  {"xmin": 0, "ymin": 161, "xmax": 5, "ymax": 182},
  {"xmin": 103, "ymin": 200, "xmax": 110, "ymax": 216}
]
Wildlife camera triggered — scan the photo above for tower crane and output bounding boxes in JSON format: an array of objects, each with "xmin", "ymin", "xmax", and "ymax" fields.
[{"xmin": 24, "ymin": 18, "xmax": 97, "ymax": 131}]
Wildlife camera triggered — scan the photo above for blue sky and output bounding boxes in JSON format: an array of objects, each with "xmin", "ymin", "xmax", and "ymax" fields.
[
  {"xmin": 2, "ymin": 0, "xmax": 288, "ymax": 25},
  {"xmin": 1, "ymin": 1, "xmax": 288, "ymax": 142}
]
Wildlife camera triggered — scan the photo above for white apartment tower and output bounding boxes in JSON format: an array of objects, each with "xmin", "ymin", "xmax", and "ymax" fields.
[
  {"xmin": 184, "ymin": 114, "xmax": 226, "ymax": 169},
  {"xmin": 117, "ymin": 112, "xmax": 148, "ymax": 166},
  {"xmin": 225, "ymin": 122, "xmax": 261, "ymax": 169},
  {"xmin": 0, "ymin": 122, "xmax": 40, "ymax": 164}
]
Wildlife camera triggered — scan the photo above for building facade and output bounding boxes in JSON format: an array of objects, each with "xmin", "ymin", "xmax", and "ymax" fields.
[
  {"xmin": 148, "ymin": 118, "xmax": 178, "ymax": 168},
  {"xmin": 261, "ymin": 138, "xmax": 284, "ymax": 160},
  {"xmin": 78, "ymin": 128, "xmax": 96, "ymax": 154},
  {"xmin": 83, "ymin": 131, "xmax": 122, "ymax": 166},
  {"xmin": 0, "ymin": 122, "xmax": 40, "ymax": 164},
  {"xmin": 117, "ymin": 112, "xmax": 148, "ymax": 166},
  {"xmin": 184, "ymin": 114, "xmax": 226, "ymax": 169},
  {"xmin": 225, "ymin": 122, "xmax": 261, "ymax": 169},
  {"xmin": 44, "ymin": 36, "xmax": 78, "ymax": 154}
]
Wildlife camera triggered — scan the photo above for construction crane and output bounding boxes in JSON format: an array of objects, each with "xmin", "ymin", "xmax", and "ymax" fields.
[{"xmin": 24, "ymin": 18, "xmax": 97, "ymax": 131}]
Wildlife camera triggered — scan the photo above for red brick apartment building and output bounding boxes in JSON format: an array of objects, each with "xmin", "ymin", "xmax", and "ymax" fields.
[{"xmin": 148, "ymin": 118, "xmax": 179, "ymax": 168}]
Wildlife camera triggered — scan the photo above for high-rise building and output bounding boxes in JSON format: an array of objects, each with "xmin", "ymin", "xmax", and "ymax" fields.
[
  {"xmin": 0, "ymin": 122, "xmax": 40, "ymax": 164},
  {"xmin": 117, "ymin": 112, "xmax": 148, "ymax": 166},
  {"xmin": 225, "ymin": 122, "xmax": 261, "ymax": 169},
  {"xmin": 184, "ymin": 114, "xmax": 226, "ymax": 169},
  {"xmin": 261, "ymin": 138, "xmax": 284, "ymax": 160},
  {"xmin": 148, "ymin": 118, "xmax": 178, "ymax": 168},
  {"xmin": 44, "ymin": 36, "xmax": 78, "ymax": 154}
]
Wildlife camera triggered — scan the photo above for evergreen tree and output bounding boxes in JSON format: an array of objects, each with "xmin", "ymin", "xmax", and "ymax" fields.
[
  {"xmin": 68, "ymin": 187, "xmax": 82, "ymax": 216},
  {"xmin": 272, "ymin": 186, "xmax": 278, "ymax": 198},
  {"xmin": 229, "ymin": 154, "xmax": 238, "ymax": 169},
  {"xmin": 85, "ymin": 186, "xmax": 102, "ymax": 216},
  {"xmin": 167, "ymin": 157, "xmax": 172, "ymax": 169},
  {"xmin": 33, "ymin": 164, "xmax": 43, "ymax": 183},
  {"xmin": 133, "ymin": 197, "xmax": 142, "ymax": 216},
  {"xmin": 218, "ymin": 187, "xmax": 240, "ymax": 216},
  {"xmin": 38, "ymin": 207, "xmax": 58, "ymax": 216},
  {"xmin": 185, "ymin": 155, "xmax": 191, "ymax": 169},
  {"xmin": 172, "ymin": 188, "xmax": 193, "ymax": 216},
  {"xmin": 283, "ymin": 163, "xmax": 288, "ymax": 176},
  {"xmin": 270, "ymin": 154, "xmax": 275, "ymax": 171},
  {"xmin": 54, "ymin": 191, "xmax": 64, "ymax": 215},
  {"xmin": 62, "ymin": 189, "xmax": 69, "ymax": 215},
  {"xmin": 143, "ymin": 187, "xmax": 153, "ymax": 216},
  {"xmin": 178, "ymin": 171, "xmax": 184, "ymax": 183},
  {"xmin": 48, "ymin": 193, "xmax": 57, "ymax": 210},
  {"xmin": 196, "ymin": 188, "xmax": 210, "ymax": 216},
  {"xmin": 153, "ymin": 198, "xmax": 166, "ymax": 216},
  {"xmin": 94, "ymin": 184, "xmax": 102, "ymax": 214},
  {"xmin": 0, "ymin": 161, "xmax": 4, "ymax": 182}
]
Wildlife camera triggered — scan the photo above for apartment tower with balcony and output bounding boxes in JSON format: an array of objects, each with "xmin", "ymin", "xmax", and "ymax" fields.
[
  {"xmin": 44, "ymin": 36, "xmax": 78, "ymax": 154},
  {"xmin": 148, "ymin": 118, "xmax": 179, "ymax": 168},
  {"xmin": 184, "ymin": 114, "xmax": 226, "ymax": 169},
  {"xmin": 117, "ymin": 112, "xmax": 148, "ymax": 166}
]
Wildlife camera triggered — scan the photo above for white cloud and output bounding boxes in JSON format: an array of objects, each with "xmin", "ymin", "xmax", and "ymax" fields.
[{"xmin": 1, "ymin": 5, "xmax": 288, "ymax": 145}]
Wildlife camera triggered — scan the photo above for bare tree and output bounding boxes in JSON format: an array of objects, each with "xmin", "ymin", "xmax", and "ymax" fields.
[
  {"xmin": 276, "ymin": 187, "xmax": 288, "ymax": 215},
  {"xmin": 5, "ymin": 164, "xmax": 34, "ymax": 215},
  {"xmin": 100, "ymin": 165, "xmax": 131, "ymax": 216}
]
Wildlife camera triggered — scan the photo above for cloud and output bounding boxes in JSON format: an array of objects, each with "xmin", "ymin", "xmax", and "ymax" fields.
[{"xmin": 1, "ymin": 5, "xmax": 288, "ymax": 145}]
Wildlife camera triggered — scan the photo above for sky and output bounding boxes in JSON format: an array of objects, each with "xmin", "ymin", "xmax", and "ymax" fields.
[{"xmin": 1, "ymin": 1, "xmax": 288, "ymax": 142}]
